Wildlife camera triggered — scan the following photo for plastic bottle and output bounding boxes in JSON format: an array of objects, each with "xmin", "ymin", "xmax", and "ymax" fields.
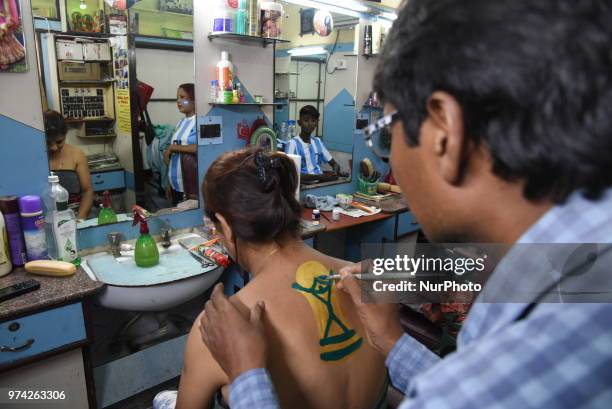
[
  {"xmin": 216, "ymin": 51, "xmax": 234, "ymax": 91},
  {"xmin": 0, "ymin": 210, "xmax": 12, "ymax": 276},
  {"xmin": 209, "ymin": 80, "xmax": 219, "ymax": 103},
  {"xmin": 0, "ymin": 196, "xmax": 27, "ymax": 267},
  {"xmin": 248, "ymin": 0, "xmax": 260, "ymax": 37},
  {"xmin": 18, "ymin": 196, "xmax": 48, "ymax": 261},
  {"xmin": 212, "ymin": 0, "xmax": 234, "ymax": 34},
  {"xmin": 98, "ymin": 191, "xmax": 118, "ymax": 225},
  {"xmin": 132, "ymin": 207, "xmax": 159, "ymax": 268},
  {"xmin": 236, "ymin": 0, "xmax": 248, "ymax": 35},
  {"xmin": 42, "ymin": 173, "xmax": 66, "ymax": 260}
]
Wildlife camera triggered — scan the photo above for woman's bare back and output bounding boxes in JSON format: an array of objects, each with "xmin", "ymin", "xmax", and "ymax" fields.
[{"xmin": 229, "ymin": 244, "xmax": 387, "ymax": 409}]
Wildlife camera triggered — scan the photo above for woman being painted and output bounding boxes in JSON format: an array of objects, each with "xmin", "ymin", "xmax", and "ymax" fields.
[
  {"xmin": 161, "ymin": 148, "xmax": 387, "ymax": 409},
  {"xmin": 164, "ymin": 83, "xmax": 198, "ymax": 206},
  {"xmin": 44, "ymin": 111, "xmax": 93, "ymax": 220}
]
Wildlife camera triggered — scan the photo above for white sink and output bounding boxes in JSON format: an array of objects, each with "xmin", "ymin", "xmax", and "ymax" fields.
[{"xmin": 82, "ymin": 233, "xmax": 224, "ymax": 312}]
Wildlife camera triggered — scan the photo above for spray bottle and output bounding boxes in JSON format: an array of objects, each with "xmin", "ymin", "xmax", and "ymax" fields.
[
  {"xmin": 98, "ymin": 191, "xmax": 118, "ymax": 225},
  {"xmin": 132, "ymin": 205, "xmax": 159, "ymax": 267}
]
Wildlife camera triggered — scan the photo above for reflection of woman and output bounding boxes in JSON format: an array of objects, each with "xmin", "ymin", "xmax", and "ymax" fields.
[
  {"xmin": 44, "ymin": 111, "xmax": 93, "ymax": 220},
  {"xmin": 174, "ymin": 149, "xmax": 386, "ymax": 409},
  {"xmin": 164, "ymin": 83, "xmax": 198, "ymax": 206}
]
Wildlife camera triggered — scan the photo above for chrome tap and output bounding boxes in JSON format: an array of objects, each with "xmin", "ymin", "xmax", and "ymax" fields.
[
  {"xmin": 107, "ymin": 232, "xmax": 123, "ymax": 258},
  {"xmin": 158, "ymin": 218, "xmax": 172, "ymax": 248}
]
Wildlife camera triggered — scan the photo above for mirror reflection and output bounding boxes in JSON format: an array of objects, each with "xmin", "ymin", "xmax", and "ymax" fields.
[
  {"xmin": 31, "ymin": 0, "xmax": 197, "ymax": 229},
  {"xmin": 275, "ymin": 3, "xmax": 358, "ymax": 189}
]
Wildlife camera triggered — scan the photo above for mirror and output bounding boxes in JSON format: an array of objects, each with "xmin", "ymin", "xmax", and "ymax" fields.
[
  {"xmin": 275, "ymin": 3, "xmax": 358, "ymax": 189},
  {"xmin": 30, "ymin": 0, "xmax": 197, "ymax": 229}
]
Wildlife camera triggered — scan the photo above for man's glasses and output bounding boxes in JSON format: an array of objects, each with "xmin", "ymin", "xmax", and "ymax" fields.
[{"xmin": 363, "ymin": 111, "xmax": 400, "ymax": 160}]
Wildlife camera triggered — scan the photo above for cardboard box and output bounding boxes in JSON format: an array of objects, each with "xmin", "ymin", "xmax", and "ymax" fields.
[{"xmin": 58, "ymin": 62, "xmax": 102, "ymax": 81}]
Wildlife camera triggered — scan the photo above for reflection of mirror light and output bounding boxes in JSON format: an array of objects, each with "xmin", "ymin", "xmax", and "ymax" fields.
[
  {"xmin": 282, "ymin": 0, "xmax": 364, "ymax": 18},
  {"xmin": 80, "ymin": 0, "xmax": 87, "ymax": 9},
  {"xmin": 287, "ymin": 46, "xmax": 328, "ymax": 56},
  {"xmin": 381, "ymin": 12, "xmax": 397, "ymax": 21}
]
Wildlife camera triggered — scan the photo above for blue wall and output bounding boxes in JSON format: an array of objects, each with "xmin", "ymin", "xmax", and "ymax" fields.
[{"xmin": 0, "ymin": 115, "xmax": 49, "ymax": 197}]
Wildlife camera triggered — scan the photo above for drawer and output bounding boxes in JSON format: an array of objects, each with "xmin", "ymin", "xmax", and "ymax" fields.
[
  {"xmin": 0, "ymin": 303, "xmax": 86, "ymax": 367},
  {"xmin": 396, "ymin": 212, "xmax": 420, "ymax": 238},
  {"xmin": 91, "ymin": 170, "xmax": 125, "ymax": 192}
]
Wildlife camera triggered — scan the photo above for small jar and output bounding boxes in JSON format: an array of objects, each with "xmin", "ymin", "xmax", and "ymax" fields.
[
  {"xmin": 312, "ymin": 209, "xmax": 321, "ymax": 225},
  {"xmin": 332, "ymin": 207, "xmax": 341, "ymax": 221}
]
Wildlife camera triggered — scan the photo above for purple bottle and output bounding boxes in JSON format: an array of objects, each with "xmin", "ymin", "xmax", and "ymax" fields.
[
  {"xmin": 18, "ymin": 196, "xmax": 48, "ymax": 261},
  {"xmin": 0, "ymin": 197, "xmax": 27, "ymax": 266}
]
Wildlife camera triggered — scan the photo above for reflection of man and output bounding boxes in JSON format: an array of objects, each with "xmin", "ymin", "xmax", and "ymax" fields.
[
  {"xmin": 197, "ymin": 1, "xmax": 612, "ymax": 408},
  {"xmin": 284, "ymin": 105, "xmax": 346, "ymax": 183}
]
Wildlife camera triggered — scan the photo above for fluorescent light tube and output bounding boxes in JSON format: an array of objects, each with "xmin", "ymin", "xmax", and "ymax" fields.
[{"xmin": 287, "ymin": 46, "xmax": 328, "ymax": 56}]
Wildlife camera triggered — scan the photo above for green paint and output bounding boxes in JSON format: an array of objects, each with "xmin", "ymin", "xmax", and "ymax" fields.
[{"xmin": 292, "ymin": 274, "xmax": 363, "ymax": 361}]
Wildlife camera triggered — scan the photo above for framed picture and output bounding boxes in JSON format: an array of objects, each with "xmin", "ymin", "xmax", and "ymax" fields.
[
  {"xmin": 299, "ymin": 8, "xmax": 315, "ymax": 36},
  {"xmin": 0, "ymin": 0, "xmax": 28, "ymax": 73}
]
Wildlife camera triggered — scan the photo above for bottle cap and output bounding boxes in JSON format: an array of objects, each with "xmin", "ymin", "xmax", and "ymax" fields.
[
  {"xmin": 313, "ymin": 209, "xmax": 320, "ymax": 214},
  {"xmin": 221, "ymin": 51, "xmax": 229, "ymax": 60},
  {"xmin": 18, "ymin": 195, "xmax": 44, "ymax": 215},
  {"xmin": 0, "ymin": 196, "xmax": 19, "ymax": 214},
  {"xmin": 48, "ymin": 172, "xmax": 59, "ymax": 183}
]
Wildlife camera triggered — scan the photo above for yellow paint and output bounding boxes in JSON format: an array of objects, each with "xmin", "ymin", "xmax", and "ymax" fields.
[{"xmin": 292, "ymin": 261, "xmax": 362, "ymax": 362}]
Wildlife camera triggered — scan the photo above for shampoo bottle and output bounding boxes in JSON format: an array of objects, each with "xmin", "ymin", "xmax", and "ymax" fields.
[
  {"xmin": 216, "ymin": 51, "xmax": 234, "ymax": 93},
  {"xmin": 0, "ymin": 210, "xmax": 12, "ymax": 277},
  {"xmin": 98, "ymin": 191, "xmax": 118, "ymax": 225},
  {"xmin": 0, "ymin": 196, "xmax": 27, "ymax": 267},
  {"xmin": 133, "ymin": 206, "xmax": 159, "ymax": 268},
  {"xmin": 18, "ymin": 196, "xmax": 48, "ymax": 261}
]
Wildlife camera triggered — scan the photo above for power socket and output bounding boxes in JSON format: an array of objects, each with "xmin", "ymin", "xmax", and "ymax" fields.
[{"xmin": 335, "ymin": 59, "xmax": 348, "ymax": 70}]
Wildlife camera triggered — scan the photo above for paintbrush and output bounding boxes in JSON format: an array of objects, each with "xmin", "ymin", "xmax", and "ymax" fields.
[{"xmin": 328, "ymin": 273, "xmax": 410, "ymax": 280}]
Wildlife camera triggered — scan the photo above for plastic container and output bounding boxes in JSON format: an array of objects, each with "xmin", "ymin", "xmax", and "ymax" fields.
[
  {"xmin": 312, "ymin": 209, "xmax": 320, "ymax": 225},
  {"xmin": 209, "ymin": 80, "xmax": 219, "ymax": 103},
  {"xmin": 236, "ymin": 0, "xmax": 248, "ymax": 35},
  {"xmin": 42, "ymin": 174, "xmax": 79, "ymax": 265},
  {"xmin": 358, "ymin": 177, "xmax": 379, "ymax": 196},
  {"xmin": 216, "ymin": 51, "xmax": 234, "ymax": 91},
  {"xmin": 18, "ymin": 196, "xmax": 48, "ymax": 261},
  {"xmin": 212, "ymin": 0, "xmax": 235, "ymax": 34},
  {"xmin": 332, "ymin": 207, "xmax": 341, "ymax": 221},
  {"xmin": 0, "ymin": 196, "xmax": 27, "ymax": 267},
  {"xmin": 260, "ymin": 1, "xmax": 283, "ymax": 38},
  {"xmin": 248, "ymin": 0, "xmax": 260, "ymax": 36},
  {"xmin": 133, "ymin": 208, "xmax": 159, "ymax": 268},
  {"xmin": 98, "ymin": 191, "xmax": 118, "ymax": 225},
  {"xmin": 0, "ymin": 210, "xmax": 12, "ymax": 276}
]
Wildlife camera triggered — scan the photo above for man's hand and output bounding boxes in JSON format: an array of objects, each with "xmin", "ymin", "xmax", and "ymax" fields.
[
  {"xmin": 199, "ymin": 284, "xmax": 268, "ymax": 382},
  {"xmin": 337, "ymin": 262, "xmax": 404, "ymax": 357}
]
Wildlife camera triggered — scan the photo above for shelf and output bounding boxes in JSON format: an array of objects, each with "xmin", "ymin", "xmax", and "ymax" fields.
[
  {"xmin": 208, "ymin": 33, "xmax": 290, "ymax": 48},
  {"xmin": 60, "ymin": 79, "xmax": 116, "ymax": 84},
  {"xmin": 65, "ymin": 117, "xmax": 115, "ymax": 123},
  {"xmin": 275, "ymin": 72, "xmax": 299, "ymax": 75},
  {"xmin": 209, "ymin": 102, "xmax": 278, "ymax": 106},
  {"xmin": 132, "ymin": 8, "xmax": 192, "ymax": 18}
]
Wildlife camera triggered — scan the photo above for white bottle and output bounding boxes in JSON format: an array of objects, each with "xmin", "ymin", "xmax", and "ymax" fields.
[
  {"xmin": 0, "ymin": 210, "xmax": 12, "ymax": 277},
  {"xmin": 43, "ymin": 174, "xmax": 79, "ymax": 265},
  {"xmin": 216, "ymin": 51, "xmax": 234, "ymax": 93}
]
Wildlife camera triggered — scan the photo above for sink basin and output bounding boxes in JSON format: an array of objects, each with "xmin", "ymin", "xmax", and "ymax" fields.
[{"xmin": 82, "ymin": 233, "xmax": 224, "ymax": 311}]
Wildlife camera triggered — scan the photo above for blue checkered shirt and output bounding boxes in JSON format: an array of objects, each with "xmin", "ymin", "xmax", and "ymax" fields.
[{"xmin": 229, "ymin": 190, "xmax": 612, "ymax": 409}]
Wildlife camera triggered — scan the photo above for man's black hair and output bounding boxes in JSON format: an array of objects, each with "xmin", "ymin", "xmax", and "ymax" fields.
[
  {"xmin": 375, "ymin": 0, "xmax": 612, "ymax": 202},
  {"xmin": 299, "ymin": 105, "xmax": 320, "ymax": 120},
  {"xmin": 44, "ymin": 110, "xmax": 68, "ymax": 142}
]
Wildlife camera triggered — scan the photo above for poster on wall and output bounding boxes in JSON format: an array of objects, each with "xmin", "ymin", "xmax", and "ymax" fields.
[
  {"xmin": 0, "ymin": 0, "xmax": 28, "ymax": 73},
  {"xmin": 111, "ymin": 35, "xmax": 131, "ymax": 133}
]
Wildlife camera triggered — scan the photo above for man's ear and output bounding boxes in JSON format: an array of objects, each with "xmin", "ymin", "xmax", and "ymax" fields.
[
  {"xmin": 426, "ymin": 91, "xmax": 467, "ymax": 185},
  {"xmin": 215, "ymin": 213, "xmax": 233, "ymax": 244}
]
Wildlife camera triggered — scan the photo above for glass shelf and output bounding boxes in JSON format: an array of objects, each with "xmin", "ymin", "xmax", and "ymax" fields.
[{"xmin": 208, "ymin": 33, "xmax": 290, "ymax": 47}]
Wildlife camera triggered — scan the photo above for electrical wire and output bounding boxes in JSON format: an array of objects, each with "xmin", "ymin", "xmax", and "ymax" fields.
[{"xmin": 325, "ymin": 30, "xmax": 341, "ymax": 75}]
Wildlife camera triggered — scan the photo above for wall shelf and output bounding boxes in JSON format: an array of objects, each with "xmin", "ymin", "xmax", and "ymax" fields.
[
  {"xmin": 131, "ymin": 8, "xmax": 192, "ymax": 18},
  {"xmin": 207, "ymin": 33, "xmax": 290, "ymax": 48},
  {"xmin": 209, "ymin": 102, "xmax": 278, "ymax": 106}
]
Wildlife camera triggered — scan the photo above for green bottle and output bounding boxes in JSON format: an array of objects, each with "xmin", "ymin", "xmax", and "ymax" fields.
[
  {"xmin": 133, "ymin": 208, "xmax": 159, "ymax": 268},
  {"xmin": 98, "ymin": 191, "xmax": 118, "ymax": 225}
]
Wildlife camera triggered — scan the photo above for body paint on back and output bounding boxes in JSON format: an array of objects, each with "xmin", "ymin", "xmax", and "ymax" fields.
[{"xmin": 292, "ymin": 261, "xmax": 363, "ymax": 361}]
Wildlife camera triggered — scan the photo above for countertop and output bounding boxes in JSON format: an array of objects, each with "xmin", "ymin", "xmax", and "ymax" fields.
[
  {"xmin": 302, "ymin": 208, "xmax": 393, "ymax": 233},
  {"xmin": 0, "ymin": 267, "xmax": 105, "ymax": 321}
]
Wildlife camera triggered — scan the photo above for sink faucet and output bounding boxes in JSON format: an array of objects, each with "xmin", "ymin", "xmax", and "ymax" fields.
[
  {"xmin": 158, "ymin": 218, "xmax": 172, "ymax": 249},
  {"xmin": 108, "ymin": 232, "xmax": 123, "ymax": 257}
]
